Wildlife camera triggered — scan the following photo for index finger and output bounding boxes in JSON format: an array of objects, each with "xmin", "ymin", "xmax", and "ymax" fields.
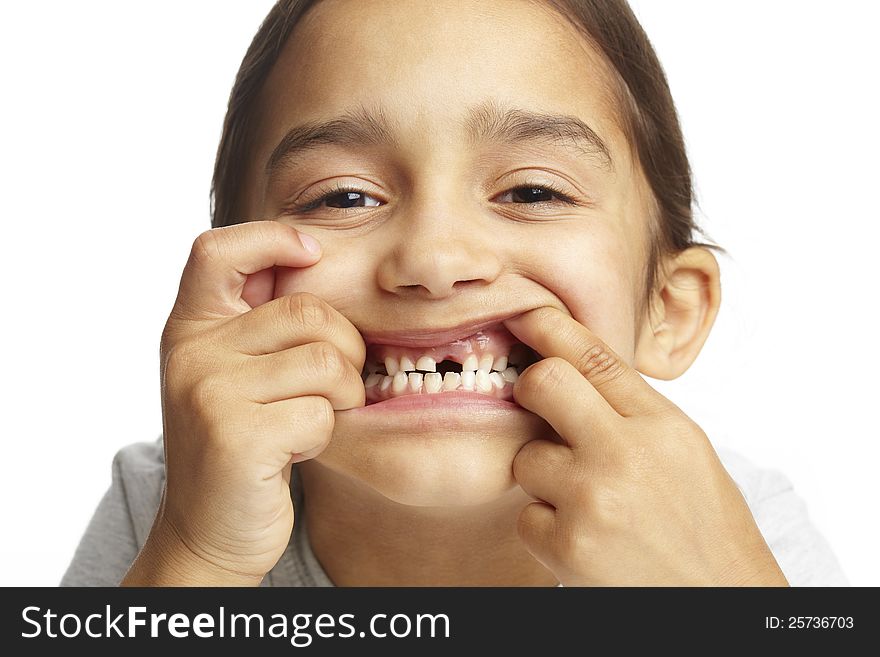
[
  {"xmin": 174, "ymin": 221, "xmax": 322, "ymax": 320},
  {"xmin": 504, "ymin": 307, "xmax": 668, "ymax": 417}
]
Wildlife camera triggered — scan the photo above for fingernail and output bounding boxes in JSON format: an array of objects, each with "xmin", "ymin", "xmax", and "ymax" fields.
[{"xmin": 298, "ymin": 232, "xmax": 321, "ymax": 255}]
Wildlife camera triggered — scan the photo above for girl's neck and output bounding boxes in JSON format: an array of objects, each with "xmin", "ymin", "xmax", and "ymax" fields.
[{"xmin": 297, "ymin": 462, "xmax": 558, "ymax": 587}]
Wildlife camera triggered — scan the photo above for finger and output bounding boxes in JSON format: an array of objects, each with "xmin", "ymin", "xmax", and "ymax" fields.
[
  {"xmin": 512, "ymin": 439, "xmax": 573, "ymax": 506},
  {"xmin": 175, "ymin": 221, "xmax": 322, "ymax": 320},
  {"xmin": 516, "ymin": 502, "xmax": 559, "ymax": 566},
  {"xmin": 223, "ymin": 292, "xmax": 366, "ymax": 370},
  {"xmin": 242, "ymin": 341, "xmax": 366, "ymax": 409},
  {"xmin": 256, "ymin": 395, "xmax": 335, "ymax": 468},
  {"xmin": 505, "ymin": 307, "xmax": 668, "ymax": 416},
  {"xmin": 513, "ymin": 356, "xmax": 616, "ymax": 448}
]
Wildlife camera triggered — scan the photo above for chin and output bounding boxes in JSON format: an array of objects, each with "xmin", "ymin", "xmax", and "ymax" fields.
[{"xmin": 319, "ymin": 414, "xmax": 548, "ymax": 507}]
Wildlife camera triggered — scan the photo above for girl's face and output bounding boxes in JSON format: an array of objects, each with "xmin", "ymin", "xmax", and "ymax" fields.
[{"xmin": 244, "ymin": 0, "xmax": 656, "ymax": 506}]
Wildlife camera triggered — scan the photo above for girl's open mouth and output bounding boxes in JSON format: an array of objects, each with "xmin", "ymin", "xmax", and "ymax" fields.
[{"xmin": 361, "ymin": 323, "xmax": 540, "ymax": 406}]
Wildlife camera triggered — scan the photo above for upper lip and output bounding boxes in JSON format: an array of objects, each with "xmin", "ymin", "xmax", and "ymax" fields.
[{"xmin": 359, "ymin": 311, "xmax": 528, "ymax": 348}]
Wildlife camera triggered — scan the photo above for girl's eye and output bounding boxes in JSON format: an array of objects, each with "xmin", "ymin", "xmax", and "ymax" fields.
[
  {"xmin": 288, "ymin": 182, "xmax": 578, "ymax": 214},
  {"xmin": 298, "ymin": 187, "xmax": 382, "ymax": 211},
  {"xmin": 493, "ymin": 185, "xmax": 578, "ymax": 206}
]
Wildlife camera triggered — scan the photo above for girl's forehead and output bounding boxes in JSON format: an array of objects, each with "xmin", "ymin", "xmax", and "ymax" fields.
[{"xmin": 255, "ymin": 0, "xmax": 626, "ymax": 165}]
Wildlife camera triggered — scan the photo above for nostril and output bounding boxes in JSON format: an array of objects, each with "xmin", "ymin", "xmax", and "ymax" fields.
[
  {"xmin": 452, "ymin": 278, "xmax": 489, "ymax": 290},
  {"xmin": 396, "ymin": 283, "xmax": 453, "ymax": 300}
]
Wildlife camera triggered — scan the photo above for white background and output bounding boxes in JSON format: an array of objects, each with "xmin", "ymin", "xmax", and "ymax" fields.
[{"xmin": 1, "ymin": 1, "xmax": 877, "ymax": 586}]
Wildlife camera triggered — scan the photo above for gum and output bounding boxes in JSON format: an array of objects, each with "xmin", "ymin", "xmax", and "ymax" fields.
[{"xmin": 365, "ymin": 324, "xmax": 522, "ymax": 369}]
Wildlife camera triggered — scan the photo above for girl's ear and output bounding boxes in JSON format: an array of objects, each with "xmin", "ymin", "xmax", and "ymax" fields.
[{"xmin": 634, "ymin": 247, "xmax": 721, "ymax": 380}]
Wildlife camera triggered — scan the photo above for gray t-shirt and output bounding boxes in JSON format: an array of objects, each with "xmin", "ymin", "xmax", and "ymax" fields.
[{"xmin": 60, "ymin": 436, "xmax": 849, "ymax": 586}]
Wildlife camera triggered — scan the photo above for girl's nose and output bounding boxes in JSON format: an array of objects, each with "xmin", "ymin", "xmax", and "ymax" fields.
[{"xmin": 376, "ymin": 208, "xmax": 502, "ymax": 300}]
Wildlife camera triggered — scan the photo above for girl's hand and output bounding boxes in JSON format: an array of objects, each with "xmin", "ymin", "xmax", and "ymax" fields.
[
  {"xmin": 123, "ymin": 221, "xmax": 365, "ymax": 586},
  {"xmin": 505, "ymin": 307, "xmax": 788, "ymax": 586}
]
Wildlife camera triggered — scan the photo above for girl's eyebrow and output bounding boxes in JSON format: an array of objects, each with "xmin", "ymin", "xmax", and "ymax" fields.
[{"xmin": 265, "ymin": 100, "xmax": 614, "ymax": 179}]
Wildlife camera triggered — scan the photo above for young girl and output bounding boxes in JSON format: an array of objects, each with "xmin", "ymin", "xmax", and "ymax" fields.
[{"xmin": 62, "ymin": 0, "xmax": 846, "ymax": 586}]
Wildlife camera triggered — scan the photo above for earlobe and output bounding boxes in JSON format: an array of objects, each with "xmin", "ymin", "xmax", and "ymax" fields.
[{"xmin": 634, "ymin": 247, "xmax": 721, "ymax": 380}]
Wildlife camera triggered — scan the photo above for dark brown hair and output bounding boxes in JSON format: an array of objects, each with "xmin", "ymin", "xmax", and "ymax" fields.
[{"xmin": 210, "ymin": 0, "xmax": 718, "ymax": 300}]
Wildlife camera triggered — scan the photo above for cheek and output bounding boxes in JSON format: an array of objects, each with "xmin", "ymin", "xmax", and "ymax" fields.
[
  {"xmin": 520, "ymin": 227, "xmax": 641, "ymax": 362},
  {"xmin": 273, "ymin": 245, "xmax": 373, "ymax": 310}
]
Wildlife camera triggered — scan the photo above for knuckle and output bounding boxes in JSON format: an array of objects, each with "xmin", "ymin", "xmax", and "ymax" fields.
[
  {"xmin": 163, "ymin": 344, "xmax": 235, "ymax": 407},
  {"xmin": 186, "ymin": 373, "xmax": 228, "ymax": 414},
  {"xmin": 162, "ymin": 338, "xmax": 205, "ymax": 382},
  {"xmin": 190, "ymin": 229, "xmax": 224, "ymax": 267},
  {"xmin": 307, "ymin": 341, "xmax": 348, "ymax": 379},
  {"xmin": 676, "ymin": 420, "xmax": 714, "ymax": 463},
  {"xmin": 576, "ymin": 342, "xmax": 626, "ymax": 384},
  {"xmin": 573, "ymin": 339, "xmax": 626, "ymax": 385},
  {"xmin": 286, "ymin": 292, "xmax": 333, "ymax": 335}
]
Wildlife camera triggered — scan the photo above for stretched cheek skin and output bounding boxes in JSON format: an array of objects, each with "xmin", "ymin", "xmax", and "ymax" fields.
[
  {"xmin": 272, "ymin": 250, "xmax": 370, "ymax": 311},
  {"xmin": 525, "ymin": 240, "xmax": 639, "ymax": 363}
]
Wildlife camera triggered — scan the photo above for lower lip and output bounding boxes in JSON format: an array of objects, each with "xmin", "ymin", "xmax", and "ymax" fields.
[
  {"xmin": 350, "ymin": 390, "xmax": 520, "ymax": 414},
  {"xmin": 336, "ymin": 390, "xmax": 544, "ymax": 437}
]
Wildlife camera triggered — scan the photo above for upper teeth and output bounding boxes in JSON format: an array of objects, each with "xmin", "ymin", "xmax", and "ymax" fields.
[
  {"xmin": 415, "ymin": 356, "xmax": 436, "ymax": 372},
  {"xmin": 365, "ymin": 346, "xmax": 527, "ymax": 395},
  {"xmin": 376, "ymin": 351, "xmax": 516, "ymax": 377}
]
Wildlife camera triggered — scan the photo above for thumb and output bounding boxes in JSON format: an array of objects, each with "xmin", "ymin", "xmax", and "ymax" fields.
[{"xmin": 173, "ymin": 221, "xmax": 322, "ymax": 321}]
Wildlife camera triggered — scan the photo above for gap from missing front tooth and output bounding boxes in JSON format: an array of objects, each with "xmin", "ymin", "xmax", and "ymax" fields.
[
  {"xmin": 435, "ymin": 359, "xmax": 462, "ymax": 375},
  {"xmin": 361, "ymin": 343, "xmax": 542, "ymax": 381}
]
